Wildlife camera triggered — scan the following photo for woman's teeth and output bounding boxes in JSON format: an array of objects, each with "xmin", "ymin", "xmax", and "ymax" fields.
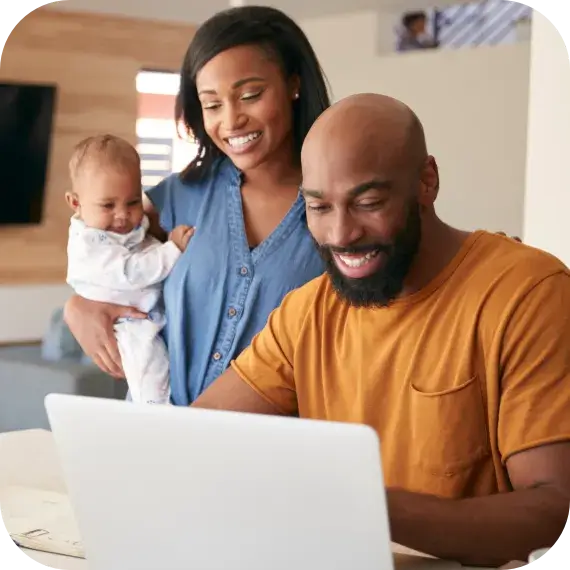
[
  {"xmin": 227, "ymin": 132, "xmax": 261, "ymax": 148},
  {"xmin": 337, "ymin": 250, "xmax": 380, "ymax": 268}
]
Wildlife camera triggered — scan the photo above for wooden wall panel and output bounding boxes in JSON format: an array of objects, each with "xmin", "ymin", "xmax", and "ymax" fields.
[{"xmin": 0, "ymin": 8, "xmax": 195, "ymax": 284}]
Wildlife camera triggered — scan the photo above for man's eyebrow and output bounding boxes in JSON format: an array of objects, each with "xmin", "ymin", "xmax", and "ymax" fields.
[
  {"xmin": 299, "ymin": 187, "xmax": 322, "ymax": 198},
  {"xmin": 349, "ymin": 179, "xmax": 393, "ymax": 197},
  {"xmin": 300, "ymin": 179, "xmax": 392, "ymax": 199},
  {"xmin": 198, "ymin": 76, "xmax": 265, "ymax": 96}
]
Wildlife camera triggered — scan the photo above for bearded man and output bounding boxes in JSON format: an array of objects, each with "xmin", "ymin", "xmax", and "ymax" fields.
[{"xmin": 193, "ymin": 93, "xmax": 570, "ymax": 568}]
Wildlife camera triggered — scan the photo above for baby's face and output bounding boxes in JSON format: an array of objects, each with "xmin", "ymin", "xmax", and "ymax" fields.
[{"xmin": 69, "ymin": 169, "xmax": 144, "ymax": 234}]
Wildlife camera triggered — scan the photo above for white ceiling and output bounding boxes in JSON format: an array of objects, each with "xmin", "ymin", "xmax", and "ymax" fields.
[{"xmin": 49, "ymin": 0, "xmax": 469, "ymax": 25}]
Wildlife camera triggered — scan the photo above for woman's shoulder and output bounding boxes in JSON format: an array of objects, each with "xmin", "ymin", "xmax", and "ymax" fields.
[
  {"xmin": 146, "ymin": 158, "xmax": 230, "ymax": 198},
  {"xmin": 145, "ymin": 158, "xmax": 237, "ymax": 230}
]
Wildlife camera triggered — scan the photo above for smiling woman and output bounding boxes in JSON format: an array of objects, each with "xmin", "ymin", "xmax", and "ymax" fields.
[
  {"xmin": 64, "ymin": 6, "xmax": 331, "ymax": 405},
  {"xmin": 191, "ymin": 43, "xmax": 300, "ymax": 175}
]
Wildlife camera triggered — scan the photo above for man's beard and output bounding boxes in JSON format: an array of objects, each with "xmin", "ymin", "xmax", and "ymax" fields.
[{"xmin": 315, "ymin": 200, "xmax": 422, "ymax": 308}]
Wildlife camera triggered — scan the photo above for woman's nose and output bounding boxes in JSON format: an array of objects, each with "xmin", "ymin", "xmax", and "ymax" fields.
[{"xmin": 222, "ymin": 103, "xmax": 247, "ymax": 132}]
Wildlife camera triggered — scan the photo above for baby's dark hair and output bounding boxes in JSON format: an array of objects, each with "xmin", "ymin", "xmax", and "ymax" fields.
[{"xmin": 176, "ymin": 5, "xmax": 331, "ymax": 181}]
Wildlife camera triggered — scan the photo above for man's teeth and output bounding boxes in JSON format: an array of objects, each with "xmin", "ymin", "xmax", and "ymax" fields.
[
  {"xmin": 338, "ymin": 250, "xmax": 380, "ymax": 268},
  {"xmin": 227, "ymin": 132, "xmax": 261, "ymax": 148}
]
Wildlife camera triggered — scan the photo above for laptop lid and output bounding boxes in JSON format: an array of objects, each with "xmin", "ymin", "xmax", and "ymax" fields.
[{"xmin": 45, "ymin": 394, "xmax": 393, "ymax": 570}]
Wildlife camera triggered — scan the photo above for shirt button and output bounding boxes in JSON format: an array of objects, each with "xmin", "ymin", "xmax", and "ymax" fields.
[
  {"xmin": 240, "ymin": 266, "xmax": 248, "ymax": 276},
  {"xmin": 213, "ymin": 352, "xmax": 222, "ymax": 361},
  {"xmin": 228, "ymin": 307, "xmax": 237, "ymax": 318}
]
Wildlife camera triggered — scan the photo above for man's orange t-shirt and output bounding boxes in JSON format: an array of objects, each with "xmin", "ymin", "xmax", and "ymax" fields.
[{"xmin": 232, "ymin": 231, "xmax": 570, "ymax": 499}]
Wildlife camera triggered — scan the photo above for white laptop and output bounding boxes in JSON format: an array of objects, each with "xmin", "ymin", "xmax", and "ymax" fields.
[{"xmin": 45, "ymin": 393, "xmax": 394, "ymax": 570}]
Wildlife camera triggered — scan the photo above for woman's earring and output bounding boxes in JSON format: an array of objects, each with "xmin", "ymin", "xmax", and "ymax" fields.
[{"xmin": 293, "ymin": 92, "xmax": 300, "ymax": 100}]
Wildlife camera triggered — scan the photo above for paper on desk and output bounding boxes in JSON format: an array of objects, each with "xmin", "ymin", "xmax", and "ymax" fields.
[
  {"xmin": 0, "ymin": 485, "xmax": 85, "ymax": 559},
  {"xmin": 0, "ymin": 485, "xmax": 471, "ymax": 568},
  {"xmin": 394, "ymin": 552, "xmax": 463, "ymax": 569}
]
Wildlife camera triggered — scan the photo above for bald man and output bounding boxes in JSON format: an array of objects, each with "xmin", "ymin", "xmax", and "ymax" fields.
[{"xmin": 194, "ymin": 94, "xmax": 570, "ymax": 566}]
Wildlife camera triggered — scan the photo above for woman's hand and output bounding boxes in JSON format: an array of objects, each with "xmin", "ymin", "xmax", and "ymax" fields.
[
  {"xmin": 64, "ymin": 295, "xmax": 146, "ymax": 378},
  {"xmin": 496, "ymin": 231, "xmax": 522, "ymax": 242}
]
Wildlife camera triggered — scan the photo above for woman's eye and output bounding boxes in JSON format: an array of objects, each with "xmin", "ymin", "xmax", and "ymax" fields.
[
  {"xmin": 241, "ymin": 91, "xmax": 262, "ymax": 101},
  {"xmin": 203, "ymin": 101, "xmax": 221, "ymax": 111},
  {"xmin": 101, "ymin": 204, "xmax": 114, "ymax": 210}
]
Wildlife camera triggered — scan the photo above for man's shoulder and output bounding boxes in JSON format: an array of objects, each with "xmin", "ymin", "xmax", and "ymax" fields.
[
  {"xmin": 277, "ymin": 273, "xmax": 348, "ymax": 323},
  {"xmin": 451, "ymin": 231, "xmax": 569, "ymax": 330},
  {"xmin": 269, "ymin": 273, "xmax": 341, "ymax": 344},
  {"xmin": 470, "ymin": 231, "xmax": 568, "ymax": 288},
  {"xmin": 281, "ymin": 273, "xmax": 331, "ymax": 308}
]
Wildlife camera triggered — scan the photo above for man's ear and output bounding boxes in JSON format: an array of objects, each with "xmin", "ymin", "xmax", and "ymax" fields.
[
  {"xmin": 418, "ymin": 155, "xmax": 439, "ymax": 207},
  {"xmin": 65, "ymin": 192, "xmax": 80, "ymax": 212}
]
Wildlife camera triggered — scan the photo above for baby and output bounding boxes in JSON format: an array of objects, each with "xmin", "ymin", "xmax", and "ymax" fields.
[{"xmin": 65, "ymin": 134, "xmax": 193, "ymax": 404}]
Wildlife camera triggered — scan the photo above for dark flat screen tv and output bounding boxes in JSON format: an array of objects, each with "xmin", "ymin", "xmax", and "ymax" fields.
[{"xmin": 0, "ymin": 81, "xmax": 57, "ymax": 225}]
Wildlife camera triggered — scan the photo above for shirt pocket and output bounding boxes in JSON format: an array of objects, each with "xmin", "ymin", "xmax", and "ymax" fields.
[{"xmin": 409, "ymin": 376, "xmax": 490, "ymax": 477}]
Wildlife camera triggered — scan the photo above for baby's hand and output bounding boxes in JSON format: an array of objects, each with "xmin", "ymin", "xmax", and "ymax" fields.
[{"xmin": 169, "ymin": 225, "xmax": 194, "ymax": 252}]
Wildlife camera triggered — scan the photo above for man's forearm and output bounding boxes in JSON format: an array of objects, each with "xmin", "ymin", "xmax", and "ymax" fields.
[{"xmin": 387, "ymin": 486, "xmax": 569, "ymax": 567}]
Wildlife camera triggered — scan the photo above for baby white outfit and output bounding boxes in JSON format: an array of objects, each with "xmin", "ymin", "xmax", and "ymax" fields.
[{"xmin": 66, "ymin": 215, "xmax": 181, "ymax": 404}]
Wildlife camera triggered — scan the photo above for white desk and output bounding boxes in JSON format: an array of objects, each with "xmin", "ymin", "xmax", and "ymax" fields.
[{"xmin": 0, "ymin": 429, "xmax": 506, "ymax": 570}]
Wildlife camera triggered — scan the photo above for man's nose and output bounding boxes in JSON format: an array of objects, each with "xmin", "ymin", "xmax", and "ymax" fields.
[{"xmin": 325, "ymin": 210, "xmax": 364, "ymax": 249}]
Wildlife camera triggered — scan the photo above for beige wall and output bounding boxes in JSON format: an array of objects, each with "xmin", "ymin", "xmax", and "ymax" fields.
[
  {"xmin": 372, "ymin": 44, "xmax": 530, "ymax": 237},
  {"xmin": 0, "ymin": 285, "xmax": 72, "ymax": 344},
  {"xmin": 0, "ymin": 8, "xmax": 195, "ymax": 342},
  {"xmin": 302, "ymin": 14, "xmax": 531, "ymax": 238},
  {"xmin": 523, "ymin": 11, "xmax": 570, "ymax": 265}
]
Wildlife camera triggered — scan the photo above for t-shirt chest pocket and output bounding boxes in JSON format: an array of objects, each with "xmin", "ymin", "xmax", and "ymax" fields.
[{"xmin": 408, "ymin": 375, "xmax": 491, "ymax": 477}]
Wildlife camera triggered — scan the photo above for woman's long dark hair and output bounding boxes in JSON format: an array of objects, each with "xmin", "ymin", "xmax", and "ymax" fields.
[{"xmin": 176, "ymin": 5, "xmax": 331, "ymax": 181}]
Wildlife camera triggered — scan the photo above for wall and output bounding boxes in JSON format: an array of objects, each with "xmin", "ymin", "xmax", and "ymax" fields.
[
  {"xmin": 48, "ymin": 0, "xmax": 227, "ymax": 25},
  {"xmin": 0, "ymin": 8, "xmax": 195, "ymax": 342},
  {"xmin": 0, "ymin": 286, "xmax": 73, "ymax": 344},
  {"xmin": 302, "ymin": 12, "xmax": 531, "ymax": 237},
  {"xmin": 0, "ymin": 7, "xmax": 533, "ymax": 342},
  {"xmin": 523, "ymin": 11, "xmax": 570, "ymax": 265},
  {"xmin": 49, "ymin": 0, "xmax": 469, "ymax": 24}
]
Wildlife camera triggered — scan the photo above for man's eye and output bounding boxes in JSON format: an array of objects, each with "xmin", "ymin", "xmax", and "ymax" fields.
[
  {"xmin": 308, "ymin": 204, "xmax": 329, "ymax": 213},
  {"xmin": 357, "ymin": 201, "xmax": 385, "ymax": 210}
]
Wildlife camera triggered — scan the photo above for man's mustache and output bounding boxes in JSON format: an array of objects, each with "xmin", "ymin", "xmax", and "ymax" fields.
[{"xmin": 320, "ymin": 242, "xmax": 392, "ymax": 256}]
